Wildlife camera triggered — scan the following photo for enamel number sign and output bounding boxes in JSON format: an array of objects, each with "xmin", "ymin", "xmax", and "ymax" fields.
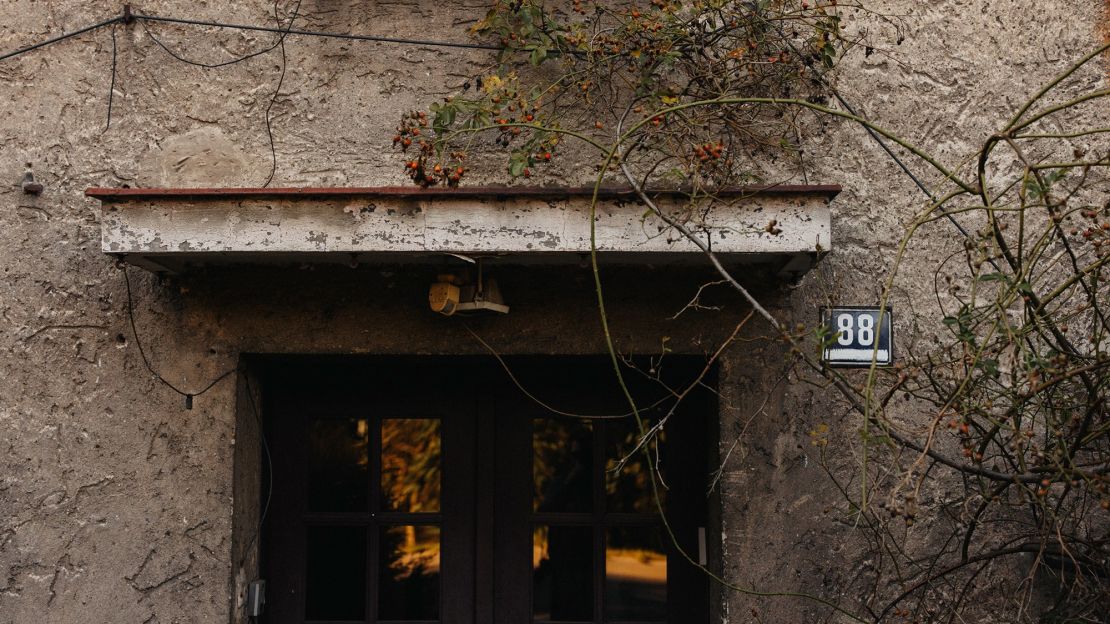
[{"xmin": 821, "ymin": 306, "xmax": 894, "ymax": 367}]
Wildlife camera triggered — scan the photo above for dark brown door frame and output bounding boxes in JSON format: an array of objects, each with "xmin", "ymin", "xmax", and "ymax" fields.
[{"xmin": 257, "ymin": 356, "xmax": 715, "ymax": 624}]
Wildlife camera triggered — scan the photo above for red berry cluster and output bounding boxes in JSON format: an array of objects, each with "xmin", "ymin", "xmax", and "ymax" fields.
[
  {"xmin": 1069, "ymin": 207, "xmax": 1110, "ymax": 257},
  {"xmin": 392, "ymin": 110, "xmax": 426, "ymax": 150},
  {"xmin": 393, "ymin": 110, "xmax": 466, "ymax": 187},
  {"xmin": 947, "ymin": 418, "xmax": 986, "ymax": 463},
  {"xmin": 693, "ymin": 141, "xmax": 724, "ymax": 162}
]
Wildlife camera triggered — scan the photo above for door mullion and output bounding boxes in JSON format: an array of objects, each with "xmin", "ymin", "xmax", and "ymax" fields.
[
  {"xmin": 492, "ymin": 400, "xmax": 533, "ymax": 624},
  {"xmin": 444, "ymin": 398, "xmax": 479, "ymax": 624},
  {"xmin": 474, "ymin": 398, "xmax": 494, "ymax": 624}
]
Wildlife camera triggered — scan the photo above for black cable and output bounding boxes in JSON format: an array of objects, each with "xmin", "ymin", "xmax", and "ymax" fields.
[
  {"xmin": 103, "ymin": 23, "xmax": 117, "ymax": 133},
  {"xmin": 135, "ymin": 13, "xmax": 506, "ymax": 52},
  {"xmin": 0, "ymin": 8, "xmax": 580, "ymax": 69},
  {"xmin": 237, "ymin": 372, "xmax": 273, "ymax": 572},
  {"xmin": 261, "ymin": 0, "xmax": 302, "ymax": 187},
  {"xmin": 0, "ymin": 15, "xmax": 121, "ymax": 63},
  {"xmin": 0, "ymin": 6, "xmax": 986, "ymax": 244},
  {"xmin": 137, "ymin": 5, "xmax": 301, "ymax": 69},
  {"xmin": 809, "ymin": 71, "xmax": 1003, "ymax": 272},
  {"xmin": 122, "ymin": 264, "xmax": 237, "ymax": 408},
  {"xmin": 825, "ymin": 90, "xmax": 984, "ymax": 241},
  {"xmin": 136, "ymin": 2, "xmax": 302, "ymax": 187}
]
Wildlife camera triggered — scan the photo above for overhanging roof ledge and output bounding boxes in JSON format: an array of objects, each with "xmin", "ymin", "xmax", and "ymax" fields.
[
  {"xmin": 86, "ymin": 184, "xmax": 841, "ymax": 202},
  {"xmin": 89, "ymin": 185, "xmax": 837, "ymax": 275}
]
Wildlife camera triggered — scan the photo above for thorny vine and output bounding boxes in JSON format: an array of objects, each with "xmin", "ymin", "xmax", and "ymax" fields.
[{"xmin": 398, "ymin": 1, "xmax": 1110, "ymax": 621}]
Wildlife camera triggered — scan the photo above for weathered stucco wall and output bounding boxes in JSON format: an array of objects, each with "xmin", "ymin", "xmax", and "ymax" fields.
[{"xmin": 0, "ymin": 1, "xmax": 1105, "ymax": 623}]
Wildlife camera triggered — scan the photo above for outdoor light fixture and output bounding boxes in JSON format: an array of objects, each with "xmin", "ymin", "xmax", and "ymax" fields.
[{"xmin": 428, "ymin": 259, "xmax": 509, "ymax": 316}]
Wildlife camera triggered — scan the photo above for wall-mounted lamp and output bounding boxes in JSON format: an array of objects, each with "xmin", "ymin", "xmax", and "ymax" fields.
[{"xmin": 429, "ymin": 259, "xmax": 509, "ymax": 316}]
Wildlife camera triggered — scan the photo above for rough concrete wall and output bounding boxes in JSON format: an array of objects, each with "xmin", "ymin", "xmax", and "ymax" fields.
[
  {"xmin": 714, "ymin": 1, "xmax": 1108, "ymax": 623},
  {"xmin": 0, "ymin": 1, "xmax": 1105, "ymax": 624}
]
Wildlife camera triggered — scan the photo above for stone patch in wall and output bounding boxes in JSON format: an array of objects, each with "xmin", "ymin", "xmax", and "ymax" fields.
[{"xmin": 157, "ymin": 127, "xmax": 247, "ymax": 187}]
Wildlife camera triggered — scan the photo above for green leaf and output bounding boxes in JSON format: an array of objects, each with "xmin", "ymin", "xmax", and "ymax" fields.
[
  {"xmin": 433, "ymin": 106, "xmax": 456, "ymax": 133},
  {"xmin": 976, "ymin": 358, "xmax": 1000, "ymax": 378},
  {"xmin": 529, "ymin": 46, "xmax": 547, "ymax": 66},
  {"xmin": 509, "ymin": 157, "xmax": 526, "ymax": 177}
]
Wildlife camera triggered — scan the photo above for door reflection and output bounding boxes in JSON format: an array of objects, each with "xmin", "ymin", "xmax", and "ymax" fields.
[
  {"xmin": 308, "ymin": 417, "xmax": 369, "ymax": 512},
  {"xmin": 534, "ymin": 418, "xmax": 593, "ymax": 512},
  {"xmin": 379, "ymin": 525, "xmax": 441, "ymax": 620},
  {"xmin": 381, "ymin": 418, "xmax": 442, "ymax": 512},
  {"xmin": 605, "ymin": 526, "xmax": 667, "ymax": 621}
]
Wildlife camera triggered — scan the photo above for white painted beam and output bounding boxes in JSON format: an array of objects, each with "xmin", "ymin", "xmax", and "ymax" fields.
[{"xmin": 91, "ymin": 188, "xmax": 833, "ymax": 273}]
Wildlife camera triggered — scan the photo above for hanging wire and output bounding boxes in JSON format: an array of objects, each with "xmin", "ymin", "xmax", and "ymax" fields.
[
  {"xmin": 103, "ymin": 22, "xmax": 118, "ymax": 133},
  {"xmin": 463, "ymin": 324, "xmax": 674, "ymax": 419},
  {"xmin": 0, "ymin": 7, "xmax": 508, "ymax": 66},
  {"xmin": 0, "ymin": 14, "xmax": 122, "ymax": 62},
  {"xmin": 261, "ymin": 0, "xmax": 302, "ymax": 187},
  {"xmin": 0, "ymin": 6, "xmax": 1005, "ymax": 256},
  {"xmin": 136, "ymin": 5, "xmax": 303, "ymax": 69},
  {"xmin": 236, "ymin": 372, "xmax": 273, "ymax": 573},
  {"xmin": 134, "ymin": 13, "xmax": 506, "ymax": 52},
  {"xmin": 122, "ymin": 265, "xmax": 237, "ymax": 408}
]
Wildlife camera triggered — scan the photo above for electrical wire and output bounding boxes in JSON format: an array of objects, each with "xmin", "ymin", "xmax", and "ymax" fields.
[
  {"xmin": 261, "ymin": 0, "xmax": 302, "ymax": 187},
  {"xmin": 0, "ymin": 8, "xmax": 512, "ymax": 67},
  {"xmin": 136, "ymin": 6, "xmax": 300, "ymax": 69},
  {"xmin": 0, "ymin": 8, "xmax": 1010, "ymax": 265},
  {"xmin": 122, "ymin": 265, "xmax": 237, "ymax": 408},
  {"xmin": 0, "ymin": 14, "xmax": 122, "ymax": 62},
  {"xmin": 135, "ymin": 1, "xmax": 304, "ymax": 186},
  {"xmin": 134, "ymin": 13, "xmax": 506, "ymax": 52},
  {"xmin": 237, "ymin": 372, "xmax": 273, "ymax": 573},
  {"xmin": 464, "ymin": 324, "xmax": 673, "ymax": 419},
  {"xmin": 103, "ymin": 22, "xmax": 117, "ymax": 133}
]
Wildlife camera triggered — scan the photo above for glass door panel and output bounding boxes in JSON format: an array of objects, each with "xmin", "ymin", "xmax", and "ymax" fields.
[
  {"xmin": 379, "ymin": 525, "xmax": 441, "ymax": 620},
  {"xmin": 261, "ymin": 356, "xmax": 711, "ymax": 624}
]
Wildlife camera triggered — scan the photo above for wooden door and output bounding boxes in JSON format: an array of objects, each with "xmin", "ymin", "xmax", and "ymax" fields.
[{"xmin": 259, "ymin": 356, "xmax": 712, "ymax": 624}]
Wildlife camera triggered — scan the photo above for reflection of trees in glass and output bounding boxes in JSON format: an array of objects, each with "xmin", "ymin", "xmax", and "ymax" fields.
[
  {"xmin": 379, "ymin": 525, "xmax": 440, "ymax": 620},
  {"xmin": 381, "ymin": 418, "xmax": 441, "ymax": 512},
  {"xmin": 533, "ymin": 419, "xmax": 592, "ymax": 512},
  {"xmin": 606, "ymin": 526, "xmax": 667, "ymax": 621},
  {"xmin": 606, "ymin": 420, "xmax": 666, "ymax": 513}
]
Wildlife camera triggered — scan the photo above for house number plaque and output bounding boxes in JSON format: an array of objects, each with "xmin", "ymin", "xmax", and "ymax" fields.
[{"xmin": 821, "ymin": 306, "xmax": 894, "ymax": 367}]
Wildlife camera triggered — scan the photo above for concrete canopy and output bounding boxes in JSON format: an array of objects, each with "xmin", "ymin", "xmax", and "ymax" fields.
[{"xmin": 88, "ymin": 185, "xmax": 837, "ymax": 277}]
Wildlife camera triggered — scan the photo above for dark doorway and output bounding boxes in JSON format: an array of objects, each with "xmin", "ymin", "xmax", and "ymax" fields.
[{"xmin": 258, "ymin": 356, "xmax": 715, "ymax": 624}]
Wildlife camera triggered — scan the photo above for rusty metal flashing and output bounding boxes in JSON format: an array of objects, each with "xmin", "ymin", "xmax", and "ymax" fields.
[{"xmin": 86, "ymin": 184, "xmax": 841, "ymax": 202}]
